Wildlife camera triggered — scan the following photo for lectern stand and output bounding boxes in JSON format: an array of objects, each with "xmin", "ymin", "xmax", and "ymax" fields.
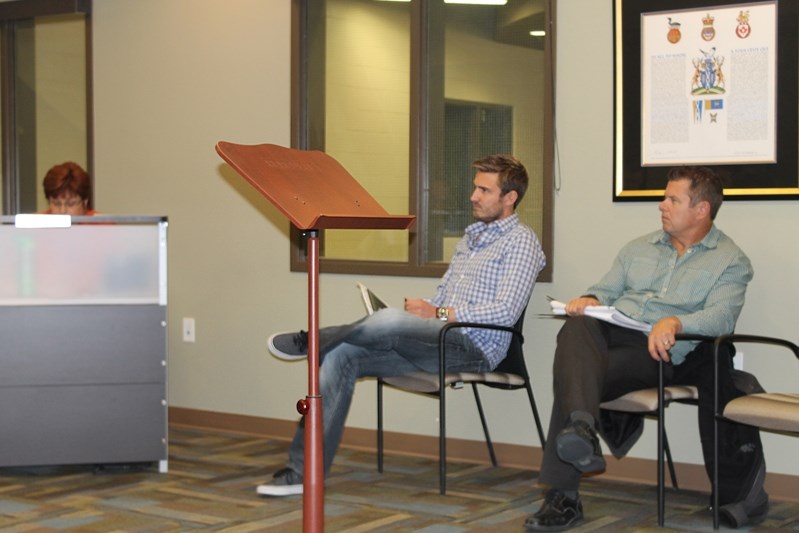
[{"xmin": 215, "ymin": 142, "xmax": 415, "ymax": 532}]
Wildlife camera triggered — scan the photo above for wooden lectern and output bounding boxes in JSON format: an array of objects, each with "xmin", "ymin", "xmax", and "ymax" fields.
[{"xmin": 215, "ymin": 142, "xmax": 415, "ymax": 532}]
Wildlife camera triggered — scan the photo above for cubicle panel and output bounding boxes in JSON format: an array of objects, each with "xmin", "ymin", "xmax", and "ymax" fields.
[
  {"xmin": 0, "ymin": 216, "xmax": 168, "ymax": 468},
  {"xmin": 0, "ymin": 305, "xmax": 166, "ymax": 386},
  {"xmin": 0, "ymin": 383, "xmax": 167, "ymax": 467},
  {"xmin": 0, "ymin": 223, "xmax": 161, "ymax": 305}
]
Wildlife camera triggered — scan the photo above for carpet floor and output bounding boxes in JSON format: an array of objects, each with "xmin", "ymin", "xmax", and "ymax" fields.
[{"xmin": 1, "ymin": 426, "xmax": 797, "ymax": 532}]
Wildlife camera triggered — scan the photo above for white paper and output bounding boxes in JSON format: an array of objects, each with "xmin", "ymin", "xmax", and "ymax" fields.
[{"xmin": 549, "ymin": 299, "xmax": 652, "ymax": 333}]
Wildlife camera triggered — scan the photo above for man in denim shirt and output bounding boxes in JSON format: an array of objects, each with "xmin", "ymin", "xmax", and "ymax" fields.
[
  {"xmin": 526, "ymin": 166, "xmax": 765, "ymax": 531},
  {"xmin": 258, "ymin": 154, "xmax": 546, "ymax": 497}
]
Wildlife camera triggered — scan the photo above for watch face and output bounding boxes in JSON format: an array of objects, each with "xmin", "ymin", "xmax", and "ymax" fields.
[{"xmin": 437, "ymin": 307, "xmax": 448, "ymax": 321}]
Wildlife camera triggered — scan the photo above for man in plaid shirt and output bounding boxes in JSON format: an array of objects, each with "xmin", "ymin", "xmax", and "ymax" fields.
[{"xmin": 258, "ymin": 154, "xmax": 546, "ymax": 497}]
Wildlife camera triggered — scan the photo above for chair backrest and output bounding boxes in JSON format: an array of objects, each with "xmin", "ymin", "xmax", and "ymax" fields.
[{"xmin": 485, "ymin": 307, "xmax": 529, "ymax": 382}]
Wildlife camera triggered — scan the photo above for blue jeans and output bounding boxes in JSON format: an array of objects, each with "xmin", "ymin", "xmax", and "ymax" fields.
[{"xmin": 287, "ymin": 308, "xmax": 489, "ymax": 476}]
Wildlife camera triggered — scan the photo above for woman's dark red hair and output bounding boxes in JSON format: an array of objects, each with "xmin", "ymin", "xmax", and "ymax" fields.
[{"xmin": 43, "ymin": 162, "xmax": 91, "ymax": 202}]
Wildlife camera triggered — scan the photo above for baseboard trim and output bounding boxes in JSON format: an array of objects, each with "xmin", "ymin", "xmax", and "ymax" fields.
[{"xmin": 169, "ymin": 406, "xmax": 798, "ymax": 503}]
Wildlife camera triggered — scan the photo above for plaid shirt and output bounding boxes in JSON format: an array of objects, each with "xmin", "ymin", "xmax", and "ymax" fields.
[{"xmin": 430, "ymin": 213, "xmax": 546, "ymax": 369}]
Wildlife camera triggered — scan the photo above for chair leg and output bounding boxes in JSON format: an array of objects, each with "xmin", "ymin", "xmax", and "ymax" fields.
[
  {"xmin": 713, "ymin": 352, "xmax": 721, "ymax": 530},
  {"xmin": 662, "ymin": 430, "xmax": 679, "ymax": 490},
  {"xmin": 471, "ymin": 384, "xmax": 498, "ymax": 466},
  {"xmin": 524, "ymin": 381, "xmax": 547, "ymax": 449},
  {"xmin": 377, "ymin": 379, "xmax": 384, "ymax": 473},
  {"xmin": 439, "ymin": 383, "xmax": 446, "ymax": 495},
  {"xmin": 657, "ymin": 359, "xmax": 666, "ymax": 527}
]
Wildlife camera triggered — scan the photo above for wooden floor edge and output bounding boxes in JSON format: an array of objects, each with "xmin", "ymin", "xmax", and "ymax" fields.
[{"xmin": 168, "ymin": 406, "xmax": 799, "ymax": 503}]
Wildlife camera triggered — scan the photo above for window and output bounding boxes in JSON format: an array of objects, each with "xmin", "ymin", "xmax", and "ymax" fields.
[
  {"xmin": 0, "ymin": 0, "xmax": 92, "ymax": 215},
  {"xmin": 291, "ymin": 0, "xmax": 553, "ymax": 280}
]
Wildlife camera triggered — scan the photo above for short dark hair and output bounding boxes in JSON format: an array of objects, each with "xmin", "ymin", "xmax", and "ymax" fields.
[
  {"xmin": 43, "ymin": 162, "xmax": 92, "ymax": 202},
  {"xmin": 472, "ymin": 154, "xmax": 529, "ymax": 209},
  {"xmin": 666, "ymin": 166, "xmax": 723, "ymax": 220}
]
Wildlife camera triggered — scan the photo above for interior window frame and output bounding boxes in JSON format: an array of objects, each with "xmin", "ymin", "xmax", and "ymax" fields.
[{"xmin": 289, "ymin": 0, "xmax": 554, "ymax": 281}]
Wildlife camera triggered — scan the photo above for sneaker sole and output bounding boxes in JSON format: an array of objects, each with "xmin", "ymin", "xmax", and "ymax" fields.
[
  {"xmin": 267, "ymin": 333, "xmax": 308, "ymax": 361},
  {"xmin": 256, "ymin": 484, "xmax": 303, "ymax": 497},
  {"xmin": 557, "ymin": 433, "xmax": 606, "ymax": 474}
]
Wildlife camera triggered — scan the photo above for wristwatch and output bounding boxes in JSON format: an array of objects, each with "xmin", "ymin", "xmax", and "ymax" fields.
[{"xmin": 436, "ymin": 306, "xmax": 449, "ymax": 322}]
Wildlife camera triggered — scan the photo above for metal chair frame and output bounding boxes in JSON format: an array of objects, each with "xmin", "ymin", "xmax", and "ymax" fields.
[
  {"xmin": 652, "ymin": 333, "xmax": 714, "ymax": 526},
  {"xmin": 376, "ymin": 309, "xmax": 546, "ymax": 494}
]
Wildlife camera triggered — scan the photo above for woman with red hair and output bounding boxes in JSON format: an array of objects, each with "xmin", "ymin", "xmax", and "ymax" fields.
[{"xmin": 42, "ymin": 162, "xmax": 95, "ymax": 215}]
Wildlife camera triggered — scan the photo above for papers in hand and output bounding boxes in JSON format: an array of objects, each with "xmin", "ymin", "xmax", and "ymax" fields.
[
  {"xmin": 549, "ymin": 299, "xmax": 652, "ymax": 333},
  {"xmin": 357, "ymin": 282, "xmax": 389, "ymax": 315}
]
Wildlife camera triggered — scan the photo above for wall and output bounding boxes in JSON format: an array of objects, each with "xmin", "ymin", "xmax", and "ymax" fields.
[{"xmin": 90, "ymin": 0, "xmax": 799, "ymax": 486}]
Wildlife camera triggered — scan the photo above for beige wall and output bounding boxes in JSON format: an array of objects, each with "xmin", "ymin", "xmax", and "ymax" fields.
[{"xmin": 91, "ymin": 0, "xmax": 799, "ymax": 480}]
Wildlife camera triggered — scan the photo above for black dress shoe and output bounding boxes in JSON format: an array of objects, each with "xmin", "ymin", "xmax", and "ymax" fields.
[
  {"xmin": 524, "ymin": 489, "xmax": 584, "ymax": 531},
  {"xmin": 556, "ymin": 419, "xmax": 606, "ymax": 473}
]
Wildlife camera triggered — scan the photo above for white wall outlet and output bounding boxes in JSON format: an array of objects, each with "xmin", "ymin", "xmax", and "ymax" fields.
[{"xmin": 182, "ymin": 317, "xmax": 196, "ymax": 343}]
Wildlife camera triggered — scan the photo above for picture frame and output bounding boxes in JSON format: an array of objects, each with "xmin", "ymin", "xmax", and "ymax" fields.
[{"xmin": 613, "ymin": 0, "xmax": 799, "ymax": 200}]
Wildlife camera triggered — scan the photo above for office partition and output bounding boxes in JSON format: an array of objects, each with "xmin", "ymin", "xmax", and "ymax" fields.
[{"xmin": 0, "ymin": 216, "xmax": 168, "ymax": 471}]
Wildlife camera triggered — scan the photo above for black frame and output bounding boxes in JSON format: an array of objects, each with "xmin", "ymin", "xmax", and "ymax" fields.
[{"xmin": 613, "ymin": 0, "xmax": 799, "ymax": 201}]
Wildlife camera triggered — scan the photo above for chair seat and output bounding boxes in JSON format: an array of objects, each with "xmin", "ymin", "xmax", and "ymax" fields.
[
  {"xmin": 478, "ymin": 371, "xmax": 526, "ymax": 387},
  {"xmin": 600, "ymin": 385, "xmax": 698, "ymax": 413},
  {"xmin": 723, "ymin": 393, "xmax": 799, "ymax": 433},
  {"xmin": 383, "ymin": 370, "xmax": 526, "ymax": 394},
  {"xmin": 383, "ymin": 372, "xmax": 463, "ymax": 393}
]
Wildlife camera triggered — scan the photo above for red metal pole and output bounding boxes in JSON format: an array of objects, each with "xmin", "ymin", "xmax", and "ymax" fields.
[{"xmin": 301, "ymin": 230, "xmax": 324, "ymax": 532}]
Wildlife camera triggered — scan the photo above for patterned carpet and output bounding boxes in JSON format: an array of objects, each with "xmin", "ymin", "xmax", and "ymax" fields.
[{"xmin": 1, "ymin": 426, "xmax": 797, "ymax": 532}]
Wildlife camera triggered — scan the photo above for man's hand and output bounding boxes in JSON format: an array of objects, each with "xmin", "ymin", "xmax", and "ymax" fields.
[
  {"xmin": 404, "ymin": 298, "xmax": 437, "ymax": 319},
  {"xmin": 565, "ymin": 296, "xmax": 601, "ymax": 316},
  {"xmin": 647, "ymin": 316, "xmax": 683, "ymax": 362}
]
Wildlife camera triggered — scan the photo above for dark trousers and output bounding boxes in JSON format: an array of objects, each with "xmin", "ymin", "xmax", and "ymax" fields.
[{"xmin": 539, "ymin": 316, "xmax": 762, "ymax": 504}]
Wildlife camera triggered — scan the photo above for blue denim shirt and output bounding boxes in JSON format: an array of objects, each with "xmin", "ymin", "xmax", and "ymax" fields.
[
  {"xmin": 430, "ymin": 213, "xmax": 546, "ymax": 368},
  {"xmin": 586, "ymin": 225, "xmax": 753, "ymax": 365}
]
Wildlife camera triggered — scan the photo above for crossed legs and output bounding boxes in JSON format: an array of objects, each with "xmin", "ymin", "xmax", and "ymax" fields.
[
  {"xmin": 529, "ymin": 316, "xmax": 765, "ymax": 530},
  {"xmin": 286, "ymin": 308, "xmax": 490, "ymax": 477}
]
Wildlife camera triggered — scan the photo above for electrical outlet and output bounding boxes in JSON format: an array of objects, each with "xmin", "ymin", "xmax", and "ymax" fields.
[{"xmin": 183, "ymin": 317, "xmax": 196, "ymax": 343}]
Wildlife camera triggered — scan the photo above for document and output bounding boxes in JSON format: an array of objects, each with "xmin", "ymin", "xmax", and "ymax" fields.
[
  {"xmin": 357, "ymin": 282, "xmax": 389, "ymax": 315},
  {"xmin": 548, "ymin": 299, "xmax": 652, "ymax": 333}
]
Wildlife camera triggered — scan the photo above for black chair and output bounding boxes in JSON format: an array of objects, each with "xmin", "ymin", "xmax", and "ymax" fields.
[
  {"xmin": 376, "ymin": 307, "xmax": 546, "ymax": 494},
  {"xmin": 647, "ymin": 333, "xmax": 799, "ymax": 527},
  {"xmin": 710, "ymin": 333, "xmax": 799, "ymax": 530}
]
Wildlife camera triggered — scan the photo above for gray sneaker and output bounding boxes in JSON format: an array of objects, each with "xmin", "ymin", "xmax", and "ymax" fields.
[
  {"xmin": 256, "ymin": 467, "xmax": 304, "ymax": 497},
  {"xmin": 268, "ymin": 331, "xmax": 308, "ymax": 361}
]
